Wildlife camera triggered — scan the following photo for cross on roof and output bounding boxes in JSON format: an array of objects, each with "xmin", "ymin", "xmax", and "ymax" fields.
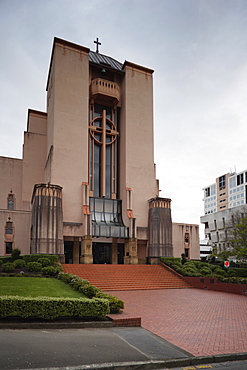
[{"xmin": 94, "ymin": 37, "xmax": 101, "ymax": 53}]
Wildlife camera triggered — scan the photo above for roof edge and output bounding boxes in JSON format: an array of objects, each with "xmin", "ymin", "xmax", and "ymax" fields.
[
  {"xmin": 27, "ymin": 109, "xmax": 47, "ymax": 132},
  {"xmin": 46, "ymin": 37, "xmax": 90, "ymax": 91},
  {"xmin": 123, "ymin": 60, "xmax": 154, "ymax": 74}
]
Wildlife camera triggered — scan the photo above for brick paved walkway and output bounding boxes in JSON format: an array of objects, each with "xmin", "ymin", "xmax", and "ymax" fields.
[{"xmin": 108, "ymin": 288, "xmax": 247, "ymax": 357}]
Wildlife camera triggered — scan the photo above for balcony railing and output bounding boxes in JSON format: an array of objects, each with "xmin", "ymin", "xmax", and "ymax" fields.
[{"xmin": 90, "ymin": 78, "xmax": 120, "ymax": 103}]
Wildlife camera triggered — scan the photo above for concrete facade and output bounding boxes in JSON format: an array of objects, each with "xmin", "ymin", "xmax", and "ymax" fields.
[
  {"xmin": 201, "ymin": 169, "xmax": 247, "ymax": 252},
  {"xmin": 172, "ymin": 223, "xmax": 200, "ymax": 260},
  {"xmin": 0, "ymin": 37, "xmax": 200, "ymax": 263}
]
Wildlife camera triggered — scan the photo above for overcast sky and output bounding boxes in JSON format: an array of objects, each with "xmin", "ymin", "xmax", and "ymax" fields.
[{"xmin": 1, "ymin": 0, "xmax": 247, "ymax": 238}]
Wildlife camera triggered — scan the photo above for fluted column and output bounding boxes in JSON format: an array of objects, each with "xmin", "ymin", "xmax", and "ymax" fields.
[
  {"xmin": 31, "ymin": 183, "xmax": 63, "ymax": 255},
  {"xmin": 148, "ymin": 197, "xmax": 173, "ymax": 258}
]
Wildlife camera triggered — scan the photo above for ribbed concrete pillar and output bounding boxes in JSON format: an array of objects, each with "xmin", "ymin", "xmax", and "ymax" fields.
[
  {"xmin": 148, "ymin": 197, "xmax": 173, "ymax": 258},
  {"xmin": 31, "ymin": 183, "xmax": 64, "ymax": 255}
]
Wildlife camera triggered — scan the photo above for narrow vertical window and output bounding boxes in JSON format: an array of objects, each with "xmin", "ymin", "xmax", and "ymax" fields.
[
  {"xmin": 6, "ymin": 221, "xmax": 13, "ymax": 234},
  {"xmin": 5, "ymin": 242, "xmax": 13, "ymax": 254},
  {"xmin": 7, "ymin": 193, "xmax": 14, "ymax": 210},
  {"xmin": 89, "ymin": 103, "xmax": 119, "ymax": 198}
]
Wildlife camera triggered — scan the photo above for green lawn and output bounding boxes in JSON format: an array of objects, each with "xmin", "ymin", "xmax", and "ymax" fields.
[{"xmin": 0, "ymin": 277, "xmax": 86, "ymax": 298}]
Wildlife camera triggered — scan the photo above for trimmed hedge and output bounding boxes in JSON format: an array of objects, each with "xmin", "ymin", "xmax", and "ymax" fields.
[
  {"xmin": 0, "ymin": 295, "xmax": 109, "ymax": 320},
  {"xmin": 23, "ymin": 254, "xmax": 58, "ymax": 263},
  {"xmin": 57, "ymin": 272, "xmax": 124, "ymax": 313}
]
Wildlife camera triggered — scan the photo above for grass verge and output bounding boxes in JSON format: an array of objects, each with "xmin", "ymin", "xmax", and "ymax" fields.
[{"xmin": 0, "ymin": 277, "xmax": 86, "ymax": 298}]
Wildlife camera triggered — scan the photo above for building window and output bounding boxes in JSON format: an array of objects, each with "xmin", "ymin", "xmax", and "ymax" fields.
[
  {"xmin": 229, "ymin": 177, "xmax": 236, "ymax": 188},
  {"xmin": 7, "ymin": 192, "xmax": 14, "ymax": 210},
  {"xmin": 219, "ymin": 175, "xmax": 225, "ymax": 189},
  {"xmin": 184, "ymin": 233, "xmax": 189, "ymax": 243},
  {"xmin": 5, "ymin": 242, "xmax": 13, "ymax": 254},
  {"xmin": 89, "ymin": 103, "xmax": 119, "ymax": 198},
  {"xmin": 205, "ymin": 187, "xmax": 210, "ymax": 197},
  {"xmin": 5, "ymin": 221, "xmax": 13, "ymax": 234},
  {"xmin": 237, "ymin": 173, "xmax": 244, "ymax": 186}
]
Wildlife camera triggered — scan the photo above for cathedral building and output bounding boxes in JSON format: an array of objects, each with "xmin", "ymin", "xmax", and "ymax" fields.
[{"xmin": 0, "ymin": 37, "xmax": 199, "ymax": 263}]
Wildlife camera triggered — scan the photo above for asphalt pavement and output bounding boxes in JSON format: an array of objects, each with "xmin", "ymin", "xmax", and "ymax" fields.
[{"xmin": 1, "ymin": 326, "xmax": 247, "ymax": 370}]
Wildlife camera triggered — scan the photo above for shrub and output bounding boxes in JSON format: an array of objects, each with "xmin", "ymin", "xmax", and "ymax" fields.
[
  {"xmin": 11, "ymin": 248, "xmax": 21, "ymax": 260},
  {"xmin": 228, "ymin": 268, "xmax": 247, "ymax": 277},
  {"xmin": 13, "ymin": 259, "xmax": 26, "ymax": 269},
  {"xmin": 0, "ymin": 257, "xmax": 12, "ymax": 264},
  {"xmin": 161, "ymin": 257, "xmax": 181, "ymax": 266},
  {"xmin": 2, "ymin": 262, "xmax": 15, "ymax": 273},
  {"xmin": 37, "ymin": 257, "xmax": 51, "ymax": 267},
  {"xmin": 58, "ymin": 272, "xmax": 124, "ymax": 313},
  {"xmin": 219, "ymin": 277, "xmax": 247, "ymax": 284},
  {"xmin": 95, "ymin": 291, "xmax": 124, "ymax": 313},
  {"xmin": 79, "ymin": 284, "xmax": 101, "ymax": 298},
  {"xmin": 171, "ymin": 266, "xmax": 187, "ymax": 275},
  {"xmin": 200, "ymin": 266, "xmax": 212, "ymax": 276},
  {"xmin": 23, "ymin": 254, "xmax": 58, "ymax": 264},
  {"xmin": 57, "ymin": 272, "xmax": 75, "ymax": 284},
  {"xmin": 213, "ymin": 267, "xmax": 227, "ymax": 277},
  {"xmin": 41, "ymin": 266, "xmax": 58, "ymax": 276},
  {"xmin": 0, "ymin": 296, "xmax": 110, "ymax": 320},
  {"xmin": 183, "ymin": 268, "xmax": 199, "ymax": 276},
  {"xmin": 27, "ymin": 262, "xmax": 42, "ymax": 272},
  {"xmin": 184, "ymin": 262, "xmax": 197, "ymax": 271}
]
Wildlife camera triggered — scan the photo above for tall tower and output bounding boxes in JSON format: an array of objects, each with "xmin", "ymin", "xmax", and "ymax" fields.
[{"xmin": 30, "ymin": 37, "xmax": 173, "ymax": 263}]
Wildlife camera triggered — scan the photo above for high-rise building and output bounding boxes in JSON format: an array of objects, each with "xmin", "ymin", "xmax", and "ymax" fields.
[{"xmin": 201, "ymin": 169, "xmax": 247, "ymax": 252}]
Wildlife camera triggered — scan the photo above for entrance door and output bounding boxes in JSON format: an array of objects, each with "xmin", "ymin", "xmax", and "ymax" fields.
[
  {"xmin": 118, "ymin": 243, "xmax": 124, "ymax": 264},
  {"xmin": 64, "ymin": 241, "xmax": 73, "ymax": 264},
  {"xmin": 93, "ymin": 243, "xmax": 111, "ymax": 264}
]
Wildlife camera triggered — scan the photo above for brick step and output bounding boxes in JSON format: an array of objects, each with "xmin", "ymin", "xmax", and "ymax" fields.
[{"xmin": 62, "ymin": 264, "xmax": 191, "ymax": 291}]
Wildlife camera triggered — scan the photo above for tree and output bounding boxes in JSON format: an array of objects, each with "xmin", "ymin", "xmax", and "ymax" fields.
[{"xmin": 230, "ymin": 217, "xmax": 247, "ymax": 262}]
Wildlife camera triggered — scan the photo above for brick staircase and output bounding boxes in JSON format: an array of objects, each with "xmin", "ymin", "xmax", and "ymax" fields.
[{"xmin": 62, "ymin": 264, "xmax": 192, "ymax": 291}]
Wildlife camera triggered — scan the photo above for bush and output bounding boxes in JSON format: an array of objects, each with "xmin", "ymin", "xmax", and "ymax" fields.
[
  {"xmin": 184, "ymin": 262, "xmax": 197, "ymax": 271},
  {"xmin": 58, "ymin": 272, "xmax": 124, "ymax": 313},
  {"xmin": 37, "ymin": 257, "xmax": 52, "ymax": 267},
  {"xmin": 219, "ymin": 277, "xmax": 247, "ymax": 284},
  {"xmin": 2, "ymin": 262, "xmax": 15, "ymax": 273},
  {"xmin": 183, "ymin": 267, "xmax": 198, "ymax": 276},
  {"xmin": 41, "ymin": 266, "xmax": 58, "ymax": 276},
  {"xmin": 0, "ymin": 257, "xmax": 12, "ymax": 264},
  {"xmin": 200, "ymin": 266, "xmax": 212, "ymax": 276},
  {"xmin": 11, "ymin": 248, "xmax": 21, "ymax": 260},
  {"xmin": 161, "ymin": 257, "xmax": 181, "ymax": 266},
  {"xmin": 228, "ymin": 268, "xmax": 247, "ymax": 277},
  {"xmin": 27, "ymin": 262, "xmax": 42, "ymax": 272},
  {"xmin": 78, "ymin": 284, "xmax": 101, "ymax": 298},
  {"xmin": 213, "ymin": 267, "xmax": 227, "ymax": 277},
  {"xmin": 13, "ymin": 259, "xmax": 26, "ymax": 269},
  {"xmin": 57, "ymin": 272, "xmax": 75, "ymax": 284},
  {"xmin": 0, "ymin": 296, "xmax": 110, "ymax": 320},
  {"xmin": 95, "ymin": 291, "xmax": 124, "ymax": 313},
  {"xmin": 23, "ymin": 254, "xmax": 58, "ymax": 264}
]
